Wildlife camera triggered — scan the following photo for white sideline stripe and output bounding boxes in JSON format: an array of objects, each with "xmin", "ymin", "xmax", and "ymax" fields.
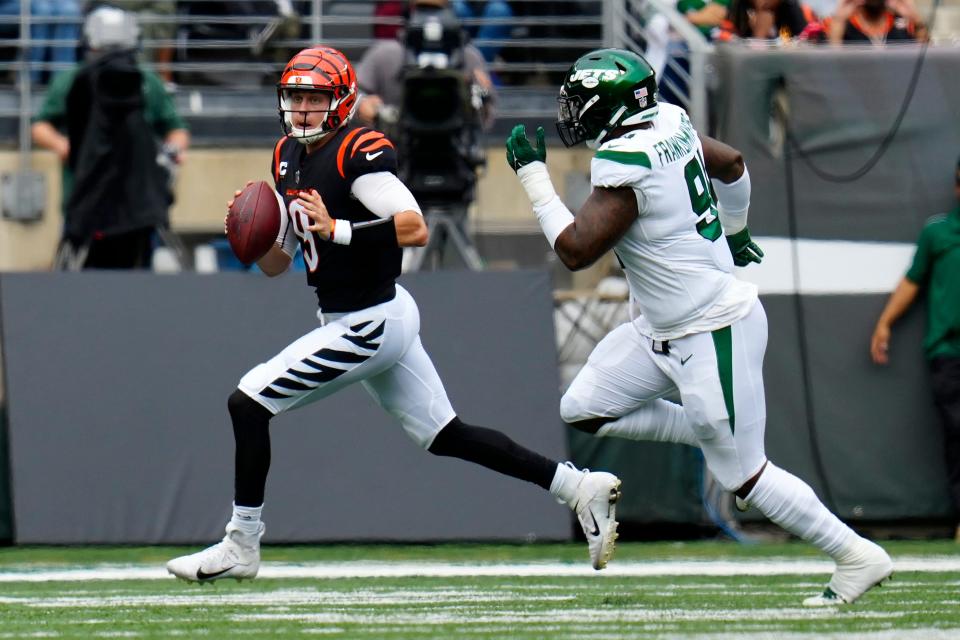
[
  {"xmin": 735, "ymin": 237, "xmax": 914, "ymax": 295},
  {"xmin": 0, "ymin": 556, "xmax": 957, "ymax": 582}
]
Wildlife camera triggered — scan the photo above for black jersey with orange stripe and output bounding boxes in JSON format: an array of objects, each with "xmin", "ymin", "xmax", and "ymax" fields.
[{"xmin": 271, "ymin": 124, "xmax": 402, "ymax": 312}]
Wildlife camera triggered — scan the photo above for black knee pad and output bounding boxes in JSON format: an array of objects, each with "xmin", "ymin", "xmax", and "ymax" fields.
[
  {"xmin": 228, "ymin": 389, "xmax": 272, "ymax": 425},
  {"xmin": 567, "ymin": 417, "xmax": 611, "ymax": 435},
  {"xmin": 428, "ymin": 417, "xmax": 464, "ymax": 456}
]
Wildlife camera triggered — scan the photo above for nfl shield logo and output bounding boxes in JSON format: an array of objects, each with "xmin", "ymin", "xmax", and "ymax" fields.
[{"xmin": 634, "ymin": 87, "xmax": 648, "ymax": 108}]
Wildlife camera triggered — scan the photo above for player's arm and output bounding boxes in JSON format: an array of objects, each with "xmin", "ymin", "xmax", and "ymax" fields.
[
  {"xmin": 554, "ymin": 188, "xmax": 638, "ymax": 271},
  {"xmin": 700, "ymin": 134, "xmax": 744, "ymax": 182},
  {"xmin": 257, "ymin": 244, "xmax": 293, "ymax": 276},
  {"xmin": 297, "ymin": 174, "xmax": 429, "ymax": 249},
  {"xmin": 699, "ymin": 133, "xmax": 763, "ymax": 267},
  {"xmin": 505, "ymin": 125, "xmax": 636, "ymax": 271},
  {"xmin": 870, "ymin": 277, "xmax": 920, "ymax": 365},
  {"xmin": 392, "ymin": 210, "xmax": 429, "ymax": 247}
]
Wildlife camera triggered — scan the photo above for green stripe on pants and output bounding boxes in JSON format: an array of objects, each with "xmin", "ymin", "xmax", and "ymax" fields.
[{"xmin": 711, "ymin": 326, "xmax": 735, "ymax": 433}]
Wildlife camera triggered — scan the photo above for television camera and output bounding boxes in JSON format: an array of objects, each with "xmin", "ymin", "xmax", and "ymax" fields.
[{"xmin": 391, "ymin": 5, "xmax": 488, "ymax": 270}]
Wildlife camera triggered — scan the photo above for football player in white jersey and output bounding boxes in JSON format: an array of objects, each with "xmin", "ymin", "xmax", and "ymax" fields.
[{"xmin": 506, "ymin": 48, "xmax": 892, "ymax": 607}]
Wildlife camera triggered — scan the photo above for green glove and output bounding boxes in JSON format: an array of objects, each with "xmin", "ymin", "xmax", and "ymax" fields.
[
  {"xmin": 726, "ymin": 228, "xmax": 764, "ymax": 267},
  {"xmin": 505, "ymin": 124, "xmax": 546, "ymax": 172}
]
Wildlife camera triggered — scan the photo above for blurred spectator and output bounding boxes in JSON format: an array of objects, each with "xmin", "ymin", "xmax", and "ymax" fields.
[
  {"xmin": 177, "ymin": 0, "xmax": 299, "ymax": 85},
  {"xmin": 725, "ymin": 0, "xmax": 820, "ymax": 41},
  {"xmin": 30, "ymin": 6, "xmax": 189, "ymax": 269},
  {"xmin": 120, "ymin": 1, "xmax": 177, "ymax": 86},
  {"xmin": 659, "ymin": 0, "xmax": 731, "ymax": 106},
  {"xmin": 374, "ymin": 1, "xmax": 405, "ymax": 40},
  {"xmin": 825, "ymin": 0, "xmax": 928, "ymax": 44},
  {"xmin": 30, "ymin": 0, "xmax": 82, "ymax": 84},
  {"xmin": 805, "ymin": 0, "xmax": 838, "ymax": 17},
  {"xmin": 679, "ymin": 0, "xmax": 731, "ymax": 38},
  {"xmin": 356, "ymin": 0, "xmax": 495, "ymax": 129},
  {"xmin": 870, "ymin": 157, "xmax": 960, "ymax": 542},
  {"xmin": 451, "ymin": 0, "xmax": 513, "ymax": 63}
]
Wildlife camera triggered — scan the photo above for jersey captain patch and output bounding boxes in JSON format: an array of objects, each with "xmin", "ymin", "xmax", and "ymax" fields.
[{"xmin": 270, "ymin": 125, "xmax": 402, "ymax": 313}]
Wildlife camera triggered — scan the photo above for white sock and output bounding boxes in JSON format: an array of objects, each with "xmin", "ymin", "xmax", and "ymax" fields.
[
  {"xmin": 596, "ymin": 400, "xmax": 698, "ymax": 446},
  {"xmin": 230, "ymin": 503, "xmax": 264, "ymax": 537},
  {"xmin": 549, "ymin": 462, "xmax": 584, "ymax": 506},
  {"xmin": 746, "ymin": 462, "xmax": 858, "ymax": 558}
]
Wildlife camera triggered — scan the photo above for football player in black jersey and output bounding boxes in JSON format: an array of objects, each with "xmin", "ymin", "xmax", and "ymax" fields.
[{"xmin": 167, "ymin": 47, "xmax": 622, "ymax": 583}]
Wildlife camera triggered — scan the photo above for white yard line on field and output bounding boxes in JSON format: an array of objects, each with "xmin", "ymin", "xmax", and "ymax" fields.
[{"xmin": 0, "ymin": 556, "xmax": 958, "ymax": 582}]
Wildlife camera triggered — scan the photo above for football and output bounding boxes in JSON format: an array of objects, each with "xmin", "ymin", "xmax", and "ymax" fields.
[{"xmin": 226, "ymin": 180, "xmax": 282, "ymax": 265}]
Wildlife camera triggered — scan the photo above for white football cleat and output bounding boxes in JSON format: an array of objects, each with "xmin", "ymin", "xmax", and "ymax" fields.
[
  {"xmin": 167, "ymin": 521, "xmax": 264, "ymax": 583},
  {"xmin": 802, "ymin": 539, "xmax": 893, "ymax": 606},
  {"xmin": 571, "ymin": 471, "xmax": 622, "ymax": 570}
]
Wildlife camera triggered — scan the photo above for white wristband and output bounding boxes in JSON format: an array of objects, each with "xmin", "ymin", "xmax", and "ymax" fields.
[
  {"xmin": 711, "ymin": 166, "xmax": 751, "ymax": 235},
  {"xmin": 534, "ymin": 195, "xmax": 574, "ymax": 248},
  {"xmin": 330, "ymin": 219, "xmax": 352, "ymax": 245},
  {"xmin": 517, "ymin": 161, "xmax": 557, "ymax": 207}
]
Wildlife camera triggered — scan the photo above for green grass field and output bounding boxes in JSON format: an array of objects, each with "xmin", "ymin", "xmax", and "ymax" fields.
[{"xmin": 0, "ymin": 540, "xmax": 958, "ymax": 639}]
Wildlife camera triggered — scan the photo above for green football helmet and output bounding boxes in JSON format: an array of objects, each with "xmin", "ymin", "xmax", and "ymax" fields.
[{"xmin": 556, "ymin": 48, "xmax": 659, "ymax": 149}]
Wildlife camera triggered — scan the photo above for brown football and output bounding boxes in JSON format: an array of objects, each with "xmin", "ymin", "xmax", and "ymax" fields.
[{"xmin": 226, "ymin": 180, "xmax": 282, "ymax": 265}]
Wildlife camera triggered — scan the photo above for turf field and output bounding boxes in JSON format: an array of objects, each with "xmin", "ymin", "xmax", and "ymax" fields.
[{"xmin": 0, "ymin": 540, "xmax": 957, "ymax": 639}]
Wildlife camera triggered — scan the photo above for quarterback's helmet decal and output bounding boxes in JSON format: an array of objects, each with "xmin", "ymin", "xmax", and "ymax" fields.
[{"xmin": 556, "ymin": 48, "xmax": 659, "ymax": 149}]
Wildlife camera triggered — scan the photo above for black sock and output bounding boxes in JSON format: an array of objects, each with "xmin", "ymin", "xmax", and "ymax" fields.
[
  {"xmin": 228, "ymin": 389, "xmax": 273, "ymax": 507},
  {"xmin": 427, "ymin": 417, "xmax": 557, "ymax": 490}
]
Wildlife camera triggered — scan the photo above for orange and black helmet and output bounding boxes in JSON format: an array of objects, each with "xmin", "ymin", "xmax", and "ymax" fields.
[{"xmin": 277, "ymin": 46, "xmax": 358, "ymax": 144}]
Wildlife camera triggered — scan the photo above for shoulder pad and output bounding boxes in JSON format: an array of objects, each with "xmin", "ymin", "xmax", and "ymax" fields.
[
  {"xmin": 336, "ymin": 127, "xmax": 397, "ymax": 179},
  {"xmin": 595, "ymin": 135, "xmax": 653, "ymax": 169},
  {"xmin": 272, "ymin": 136, "xmax": 291, "ymax": 184}
]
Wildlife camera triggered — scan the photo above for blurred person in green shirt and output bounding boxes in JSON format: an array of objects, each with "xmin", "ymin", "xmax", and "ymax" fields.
[
  {"xmin": 871, "ymin": 157, "xmax": 960, "ymax": 542},
  {"xmin": 677, "ymin": 0, "xmax": 732, "ymax": 38},
  {"xmin": 31, "ymin": 5, "xmax": 189, "ymax": 269}
]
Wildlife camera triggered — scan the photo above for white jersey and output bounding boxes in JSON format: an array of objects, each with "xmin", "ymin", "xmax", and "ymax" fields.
[{"xmin": 590, "ymin": 102, "xmax": 758, "ymax": 340}]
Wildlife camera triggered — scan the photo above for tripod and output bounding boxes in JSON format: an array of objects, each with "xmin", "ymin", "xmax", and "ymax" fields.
[
  {"xmin": 53, "ymin": 226, "xmax": 188, "ymax": 271},
  {"xmin": 403, "ymin": 202, "xmax": 484, "ymax": 271}
]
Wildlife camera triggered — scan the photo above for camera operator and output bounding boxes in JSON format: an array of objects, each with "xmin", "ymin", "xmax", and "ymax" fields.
[
  {"xmin": 32, "ymin": 5, "xmax": 190, "ymax": 269},
  {"xmin": 357, "ymin": 0, "xmax": 490, "ymax": 269},
  {"xmin": 356, "ymin": 0, "xmax": 495, "ymax": 130}
]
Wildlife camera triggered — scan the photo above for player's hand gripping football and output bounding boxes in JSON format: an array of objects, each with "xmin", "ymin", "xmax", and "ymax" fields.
[
  {"xmin": 506, "ymin": 124, "xmax": 546, "ymax": 172},
  {"xmin": 298, "ymin": 189, "xmax": 334, "ymax": 240},
  {"xmin": 225, "ymin": 180, "xmax": 256, "ymax": 234},
  {"xmin": 726, "ymin": 227, "xmax": 764, "ymax": 267}
]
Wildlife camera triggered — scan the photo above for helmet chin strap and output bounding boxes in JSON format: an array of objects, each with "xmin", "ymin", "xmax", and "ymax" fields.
[{"xmin": 588, "ymin": 105, "xmax": 628, "ymax": 149}]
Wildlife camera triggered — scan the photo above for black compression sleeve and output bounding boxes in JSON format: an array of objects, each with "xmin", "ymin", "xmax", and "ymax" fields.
[
  {"xmin": 428, "ymin": 417, "xmax": 557, "ymax": 490},
  {"xmin": 351, "ymin": 217, "xmax": 399, "ymax": 248},
  {"xmin": 228, "ymin": 389, "xmax": 273, "ymax": 507}
]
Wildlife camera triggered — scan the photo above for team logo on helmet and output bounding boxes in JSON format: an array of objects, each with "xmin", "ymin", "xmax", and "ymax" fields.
[
  {"xmin": 569, "ymin": 69, "xmax": 625, "ymax": 88},
  {"xmin": 556, "ymin": 48, "xmax": 659, "ymax": 149}
]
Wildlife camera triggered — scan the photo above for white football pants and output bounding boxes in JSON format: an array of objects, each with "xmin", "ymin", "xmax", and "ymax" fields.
[
  {"xmin": 562, "ymin": 301, "xmax": 768, "ymax": 491},
  {"xmin": 238, "ymin": 285, "xmax": 456, "ymax": 449}
]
